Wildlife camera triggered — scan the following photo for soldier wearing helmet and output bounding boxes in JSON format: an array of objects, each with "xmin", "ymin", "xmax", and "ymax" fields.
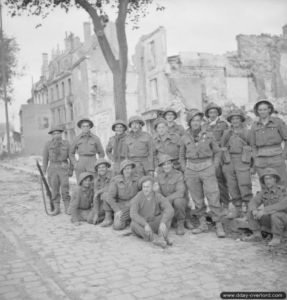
[
  {"xmin": 221, "ymin": 109, "xmax": 253, "ymax": 219},
  {"xmin": 204, "ymin": 102, "xmax": 230, "ymax": 210},
  {"xmin": 250, "ymin": 98, "xmax": 287, "ymax": 186},
  {"xmin": 105, "ymin": 119, "xmax": 128, "ymax": 175},
  {"xmin": 180, "ymin": 109, "xmax": 226, "ymax": 238},
  {"xmin": 163, "ymin": 107, "xmax": 185, "ymax": 136},
  {"xmin": 125, "ymin": 115, "xmax": 155, "ymax": 178},
  {"xmin": 70, "ymin": 118, "xmax": 105, "ymax": 183},
  {"xmin": 42, "ymin": 125, "xmax": 73, "ymax": 216},
  {"xmin": 245, "ymin": 168, "xmax": 287, "ymax": 246}
]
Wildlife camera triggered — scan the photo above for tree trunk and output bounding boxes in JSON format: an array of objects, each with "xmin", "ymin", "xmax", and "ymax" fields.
[{"xmin": 113, "ymin": 68, "xmax": 127, "ymax": 121}]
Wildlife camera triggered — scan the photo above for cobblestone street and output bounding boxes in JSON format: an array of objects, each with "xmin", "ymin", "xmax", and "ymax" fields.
[{"xmin": 0, "ymin": 165, "xmax": 287, "ymax": 300}]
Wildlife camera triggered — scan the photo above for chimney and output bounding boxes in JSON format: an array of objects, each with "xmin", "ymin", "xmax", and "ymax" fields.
[
  {"xmin": 83, "ymin": 22, "xmax": 91, "ymax": 42},
  {"xmin": 41, "ymin": 53, "xmax": 48, "ymax": 78},
  {"xmin": 283, "ymin": 24, "xmax": 287, "ymax": 37}
]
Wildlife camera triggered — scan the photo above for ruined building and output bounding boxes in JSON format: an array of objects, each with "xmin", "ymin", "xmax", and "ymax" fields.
[{"xmin": 134, "ymin": 24, "xmax": 287, "ymax": 130}]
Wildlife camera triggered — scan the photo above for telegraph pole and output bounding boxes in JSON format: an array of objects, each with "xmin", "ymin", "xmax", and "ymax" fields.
[{"xmin": 0, "ymin": 0, "xmax": 11, "ymax": 155}]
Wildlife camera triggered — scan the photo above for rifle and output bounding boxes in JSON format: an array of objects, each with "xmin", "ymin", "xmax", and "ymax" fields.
[{"xmin": 36, "ymin": 160, "xmax": 54, "ymax": 213}]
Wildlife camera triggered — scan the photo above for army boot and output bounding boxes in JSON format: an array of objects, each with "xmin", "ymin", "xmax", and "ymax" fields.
[
  {"xmin": 176, "ymin": 220, "xmax": 185, "ymax": 235},
  {"xmin": 185, "ymin": 219, "xmax": 195, "ymax": 230},
  {"xmin": 100, "ymin": 211, "xmax": 113, "ymax": 227},
  {"xmin": 192, "ymin": 216, "xmax": 208, "ymax": 234},
  {"xmin": 268, "ymin": 234, "xmax": 281, "ymax": 246},
  {"xmin": 63, "ymin": 201, "xmax": 71, "ymax": 215},
  {"xmin": 151, "ymin": 235, "xmax": 167, "ymax": 249},
  {"xmin": 243, "ymin": 230, "xmax": 263, "ymax": 242},
  {"xmin": 51, "ymin": 202, "xmax": 60, "ymax": 216},
  {"xmin": 215, "ymin": 222, "xmax": 226, "ymax": 238}
]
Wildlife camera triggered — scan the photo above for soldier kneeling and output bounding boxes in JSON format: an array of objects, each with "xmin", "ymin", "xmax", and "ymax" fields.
[
  {"xmin": 130, "ymin": 176, "xmax": 174, "ymax": 249},
  {"xmin": 245, "ymin": 168, "xmax": 287, "ymax": 246},
  {"xmin": 70, "ymin": 172, "xmax": 97, "ymax": 225}
]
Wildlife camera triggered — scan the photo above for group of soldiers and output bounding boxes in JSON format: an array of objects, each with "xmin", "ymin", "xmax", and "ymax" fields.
[{"xmin": 42, "ymin": 98, "xmax": 287, "ymax": 248}]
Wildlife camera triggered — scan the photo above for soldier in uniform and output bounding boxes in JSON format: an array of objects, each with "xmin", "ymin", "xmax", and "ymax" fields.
[
  {"xmin": 163, "ymin": 107, "xmax": 185, "ymax": 136},
  {"xmin": 204, "ymin": 102, "xmax": 230, "ymax": 209},
  {"xmin": 93, "ymin": 158, "xmax": 112, "ymax": 225},
  {"xmin": 245, "ymin": 168, "xmax": 287, "ymax": 246},
  {"xmin": 130, "ymin": 176, "xmax": 174, "ymax": 249},
  {"xmin": 70, "ymin": 172, "xmax": 96, "ymax": 225},
  {"xmin": 125, "ymin": 116, "xmax": 154, "ymax": 178},
  {"xmin": 70, "ymin": 118, "xmax": 105, "ymax": 183},
  {"xmin": 250, "ymin": 99, "xmax": 287, "ymax": 187},
  {"xmin": 153, "ymin": 118, "xmax": 182, "ymax": 170},
  {"xmin": 180, "ymin": 109, "xmax": 226, "ymax": 238},
  {"xmin": 102, "ymin": 160, "xmax": 139, "ymax": 230},
  {"xmin": 221, "ymin": 109, "xmax": 253, "ymax": 219},
  {"xmin": 106, "ymin": 120, "xmax": 128, "ymax": 175},
  {"xmin": 42, "ymin": 126, "xmax": 73, "ymax": 216},
  {"xmin": 157, "ymin": 155, "xmax": 186, "ymax": 235}
]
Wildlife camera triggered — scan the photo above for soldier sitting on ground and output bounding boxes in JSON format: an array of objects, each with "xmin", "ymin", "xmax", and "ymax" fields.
[
  {"xmin": 130, "ymin": 176, "xmax": 174, "ymax": 249},
  {"xmin": 70, "ymin": 172, "xmax": 96, "ymax": 225},
  {"xmin": 156, "ymin": 154, "xmax": 186, "ymax": 235},
  {"xmin": 245, "ymin": 168, "xmax": 287, "ymax": 246},
  {"xmin": 102, "ymin": 160, "xmax": 139, "ymax": 230},
  {"xmin": 92, "ymin": 158, "xmax": 112, "ymax": 225}
]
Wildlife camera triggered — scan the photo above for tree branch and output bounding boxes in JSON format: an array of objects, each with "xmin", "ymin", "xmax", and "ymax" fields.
[
  {"xmin": 75, "ymin": 0, "xmax": 119, "ymax": 72},
  {"xmin": 116, "ymin": 0, "xmax": 128, "ymax": 76}
]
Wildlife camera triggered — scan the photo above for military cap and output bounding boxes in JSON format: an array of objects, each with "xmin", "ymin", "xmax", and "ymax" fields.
[
  {"xmin": 226, "ymin": 109, "xmax": 246, "ymax": 123},
  {"xmin": 186, "ymin": 109, "xmax": 204, "ymax": 125},
  {"xmin": 204, "ymin": 102, "xmax": 223, "ymax": 117},
  {"xmin": 77, "ymin": 118, "xmax": 94, "ymax": 129},
  {"xmin": 128, "ymin": 115, "xmax": 145, "ymax": 127},
  {"xmin": 48, "ymin": 125, "xmax": 64, "ymax": 134},
  {"xmin": 138, "ymin": 175, "xmax": 154, "ymax": 189},
  {"xmin": 153, "ymin": 118, "xmax": 168, "ymax": 130},
  {"xmin": 259, "ymin": 168, "xmax": 281, "ymax": 184},
  {"xmin": 95, "ymin": 158, "xmax": 111, "ymax": 170},
  {"xmin": 253, "ymin": 98, "xmax": 274, "ymax": 116},
  {"xmin": 158, "ymin": 154, "xmax": 174, "ymax": 166},
  {"xmin": 111, "ymin": 119, "xmax": 128, "ymax": 132},
  {"xmin": 163, "ymin": 107, "xmax": 178, "ymax": 120},
  {"xmin": 79, "ymin": 172, "xmax": 94, "ymax": 185},
  {"xmin": 120, "ymin": 159, "xmax": 136, "ymax": 174}
]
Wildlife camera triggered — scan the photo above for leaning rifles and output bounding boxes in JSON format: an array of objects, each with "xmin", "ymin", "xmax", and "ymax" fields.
[{"xmin": 36, "ymin": 160, "xmax": 54, "ymax": 214}]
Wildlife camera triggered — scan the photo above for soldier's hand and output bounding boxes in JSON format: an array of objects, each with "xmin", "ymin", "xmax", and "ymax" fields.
[
  {"xmin": 114, "ymin": 211, "xmax": 122, "ymax": 223},
  {"xmin": 144, "ymin": 224, "xmax": 153, "ymax": 239},
  {"xmin": 256, "ymin": 209, "xmax": 264, "ymax": 219},
  {"xmin": 92, "ymin": 214, "xmax": 99, "ymax": 225},
  {"xmin": 158, "ymin": 222, "xmax": 167, "ymax": 236}
]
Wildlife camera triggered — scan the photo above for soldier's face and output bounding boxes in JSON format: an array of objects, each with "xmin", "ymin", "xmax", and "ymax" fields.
[
  {"xmin": 190, "ymin": 115, "xmax": 202, "ymax": 130},
  {"xmin": 52, "ymin": 131, "xmax": 62, "ymax": 140},
  {"xmin": 81, "ymin": 122, "xmax": 91, "ymax": 134},
  {"xmin": 208, "ymin": 109, "xmax": 219, "ymax": 121},
  {"xmin": 257, "ymin": 104, "xmax": 271, "ymax": 119},
  {"xmin": 82, "ymin": 177, "xmax": 92, "ymax": 188},
  {"xmin": 264, "ymin": 175, "xmax": 276, "ymax": 188},
  {"xmin": 162, "ymin": 160, "xmax": 173, "ymax": 173},
  {"xmin": 142, "ymin": 180, "xmax": 153, "ymax": 197},
  {"xmin": 156, "ymin": 123, "xmax": 167, "ymax": 135},
  {"xmin": 115, "ymin": 124, "xmax": 125, "ymax": 135},
  {"xmin": 165, "ymin": 112, "xmax": 175, "ymax": 122},
  {"xmin": 123, "ymin": 165, "xmax": 133, "ymax": 177},
  {"xmin": 97, "ymin": 164, "xmax": 107, "ymax": 176},
  {"xmin": 130, "ymin": 122, "xmax": 141, "ymax": 132},
  {"xmin": 231, "ymin": 116, "xmax": 242, "ymax": 127}
]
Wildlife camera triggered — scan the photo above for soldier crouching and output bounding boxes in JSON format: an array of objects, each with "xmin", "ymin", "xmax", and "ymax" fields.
[
  {"xmin": 130, "ymin": 176, "xmax": 174, "ymax": 249},
  {"xmin": 245, "ymin": 168, "xmax": 287, "ymax": 246},
  {"xmin": 101, "ymin": 160, "xmax": 140, "ymax": 230},
  {"xmin": 70, "ymin": 172, "xmax": 97, "ymax": 225}
]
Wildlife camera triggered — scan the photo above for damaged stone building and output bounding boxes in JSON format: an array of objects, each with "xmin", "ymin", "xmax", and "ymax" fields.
[
  {"xmin": 134, "ymin": 24, "xmax": 287, "ymax": 130},
  {"xmin": 31, "ymin": 22, "xmax": 138, "ymax": 147}
]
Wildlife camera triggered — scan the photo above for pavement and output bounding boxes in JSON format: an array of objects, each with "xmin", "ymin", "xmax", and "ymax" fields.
[{"xmin": 0, "ymin": 159, "xmax": 287, "ymax": 300}]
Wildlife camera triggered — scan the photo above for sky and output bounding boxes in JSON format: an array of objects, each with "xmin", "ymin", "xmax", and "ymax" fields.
[{"xmin": 1, "ymin": 0, "xmax": 287, "ymax": 130}]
